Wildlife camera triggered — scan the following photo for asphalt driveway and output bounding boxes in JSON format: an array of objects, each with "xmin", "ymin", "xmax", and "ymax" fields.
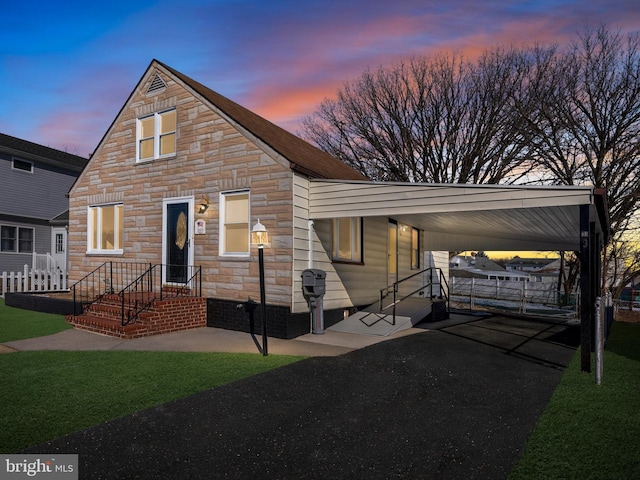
[{"xmin": 24, "ymin": 315, "xmax": 579, "ymax": 479}]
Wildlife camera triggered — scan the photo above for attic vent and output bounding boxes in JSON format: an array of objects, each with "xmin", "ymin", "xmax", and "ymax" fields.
[{"xmin": 147, "ymin": 74, "xmax": 167, "ymax": 94}]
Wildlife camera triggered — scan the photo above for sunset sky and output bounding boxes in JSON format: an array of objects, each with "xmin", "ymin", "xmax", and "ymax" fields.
[{"xmin": 2, "ymin": 0, "xmax": 640, "ymax": 158}]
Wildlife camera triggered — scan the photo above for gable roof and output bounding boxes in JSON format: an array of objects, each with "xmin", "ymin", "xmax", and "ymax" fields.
[
  {"xmin": 155, "ymin": 60, "xmax": 367, "ymax": 181},
  {"xmin": 472, "ymin": 256, "xmax": 506, "ymax": 272},
  {"xmin": 0, "ymin": 132, "xmax": 88, "ymax": 172}
]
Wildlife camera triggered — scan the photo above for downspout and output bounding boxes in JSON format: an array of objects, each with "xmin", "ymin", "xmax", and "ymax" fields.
[
  {"xmin": 308, "ymin": 220, "xmax": 314, "ymax": 269},
  {"xmin": 308, "ymin": 220, "xmax": 315, "ymax": 333}
]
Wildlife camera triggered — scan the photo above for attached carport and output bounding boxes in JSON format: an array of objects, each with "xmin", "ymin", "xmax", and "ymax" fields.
[{"xmin": 309, "ymin": 180, "xmax": 610, "ymax": 372}]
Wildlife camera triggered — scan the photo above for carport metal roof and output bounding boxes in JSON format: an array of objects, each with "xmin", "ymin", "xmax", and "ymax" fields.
[{"xmin": 308, "ymin": 180, "xmax": 609, "ymax": 251}]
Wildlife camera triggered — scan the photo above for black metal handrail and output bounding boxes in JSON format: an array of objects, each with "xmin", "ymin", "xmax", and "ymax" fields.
[
  {"xmin": 437, "ymin": 268, "xmax": 450, "ymax": 313},
  {"xmin": 375, "ymin": 267, "xmax": 450, "ymax": 326},
  {"xmin": 71, "ymin": 262, "xmax": 111, "ymax": 315},
  {"xmin": 119, "ymin": 264, "xmax": 202, "ymax": 326},
  {"xmin": 70, "ymin": 262, "xmax": 201, "ymax": 324},
  {"xmin": 71, "ymin": 262, "xmax": 157, "ymax": 314}
]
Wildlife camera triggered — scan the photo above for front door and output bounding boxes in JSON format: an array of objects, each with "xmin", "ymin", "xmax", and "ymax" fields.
[
  {"xmin": 163, "ymin": 198, "xmax": 193, "ymax": 284},
  {"xmin": 51, "ymin": 227, "xmax": 67, "ymax": 271},
  {"xmin": 388, "ymin": 220, "xmax": 398, "ymax": 287}
]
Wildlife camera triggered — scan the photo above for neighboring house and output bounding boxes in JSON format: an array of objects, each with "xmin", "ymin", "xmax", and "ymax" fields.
[
  {"xmin": 451, "ymin": 255, "xmax": 562, "ymax": 283},
  {"xmin": 527, "ymin": 258, "xmax": 562, "ymax": 284},
  {"xmin": 506, "ymin": 257, "xmax": 559, "ymax": 273},
  {"xmin": 450, "ymin": 254, "xmax": 529, "ymax": 281},
  {"xmin": 449, "ymin": 254, "xmax": 472, "ymax": 269},
  {"xmin": 66, "ymin": 59, "xmax": 610, "ymax": 342},
  {"xmin": 0, "ymin": 133, "xmax": 88, "ymax": 273},
  {"xmin": 620, "ymin": 275, "xmax": 639, "ymax": 303},
  {"xmin": 506, "ymin": 257, "xmax": 561, "ymax": 284}
]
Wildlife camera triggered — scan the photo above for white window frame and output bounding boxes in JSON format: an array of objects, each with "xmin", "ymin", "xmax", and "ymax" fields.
[
  {"xmin": 0, "ymin": 225, "xmax": 34, "ymax": 253},
  {"xmin": 11, "ymin": 158, "xmax": 34, "ymax": 173},
  {"xmin": 55, "ymin": 233, "xmax": 64, "ymax": 253},
  {"xmin": 332, "ymin": 217, "xmax": 363, "ymax": 263},
  {"xmin": 219, "ymin": 190, "xmax": 250, "ymax": 257},
  {"xmin": 136, "ymin": 108, "xmax": 176, "ymax": 162},
  {"xmin": 87, "ymin": 204, "xmax": 124, "ymax": 254}
]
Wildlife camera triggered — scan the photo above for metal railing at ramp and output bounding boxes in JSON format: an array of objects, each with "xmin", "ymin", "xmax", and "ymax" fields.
[{"xmin": 330, "ymin": 268, "xmax": 449, "ymax": 336}]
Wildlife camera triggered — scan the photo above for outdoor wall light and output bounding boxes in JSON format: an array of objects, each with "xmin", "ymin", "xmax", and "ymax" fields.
[{"xmin": 197, "ymin": 196, "xmax": 209, "ymax": 214}]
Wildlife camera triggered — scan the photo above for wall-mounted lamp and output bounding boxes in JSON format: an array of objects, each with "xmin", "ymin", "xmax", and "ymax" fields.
[{"xmin": 198, "ymin": 196, "xmax": 209, "ymax": 214}]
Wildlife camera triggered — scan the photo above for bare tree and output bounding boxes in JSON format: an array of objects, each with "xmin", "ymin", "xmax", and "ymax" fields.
[
  {"xmin": 301, "ymin": 49, "xmax": 535, "ymax": 184},
  {"xmin": 523, "ymin": 26, "xmax": 640, "ymax": 236},
  {"xmin": 518, "ymin": 26, "xmax": 640, "ymax": 292},
  {"xmin": 303, "ymin": 25, "xmax": 640, "ymax": 295}
]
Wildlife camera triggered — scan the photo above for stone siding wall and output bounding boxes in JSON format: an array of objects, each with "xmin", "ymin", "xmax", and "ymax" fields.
[{"xmin": 68, "ymin": 65, "xmax": 294, "ymax": 308}]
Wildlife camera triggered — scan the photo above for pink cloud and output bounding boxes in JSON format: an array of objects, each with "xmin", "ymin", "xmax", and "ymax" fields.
[
  {"xmin": 236, "ymin": 4, "xmax": 640, "ymax": 134},
  {"xmin": 37, "ymin": 112, "xmax": 99, "ymax": 157},
  {"xmin": 247, "ymin": 83, "xmax": 342, "ymax": 131},
  {"xmin": 35, "ymin": 63, "xmax": 136, "ymax": 156},
  {"xmin": 24, "ymin": 0, "xmax": 640, "ymax": 155}
]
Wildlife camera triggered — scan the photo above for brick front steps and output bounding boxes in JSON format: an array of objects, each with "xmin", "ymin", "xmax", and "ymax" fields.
[{"xmin": 66, "ymin": 293, "xmax": 207, "ymax": 339}]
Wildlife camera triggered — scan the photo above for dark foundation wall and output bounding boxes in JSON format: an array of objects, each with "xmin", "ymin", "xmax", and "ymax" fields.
[
  {"xmin": 206, "ymin": 298, "xmax": 345, "ymax": 339},
  {"xmin": 5, "ymin": 292, "xmax": 76, "ymax": 315}
]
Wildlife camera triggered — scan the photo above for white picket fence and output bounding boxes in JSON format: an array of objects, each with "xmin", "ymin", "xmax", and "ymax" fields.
[
  {"xmin": 1, "ymin": 264, "xmax": 68, "ymax": 297},
  {"xmin": 32, "ymin": 252, "xmax": 61, "ymax": 272}
]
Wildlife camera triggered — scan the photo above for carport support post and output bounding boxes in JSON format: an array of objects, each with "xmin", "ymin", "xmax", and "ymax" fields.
[{"xmin": 579, "ymin": 204, "xmax": 592, "ymax": 373}]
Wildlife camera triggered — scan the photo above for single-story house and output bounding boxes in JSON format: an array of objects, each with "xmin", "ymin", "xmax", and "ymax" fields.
[{"xmin": 66, "ymin": 60, "xmax": 609, "ymax": 372}]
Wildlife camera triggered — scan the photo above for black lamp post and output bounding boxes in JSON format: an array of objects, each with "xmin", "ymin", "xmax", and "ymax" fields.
[{"xmin": 251, "ymin": 219, "xmax": 269, "ymax": 356}]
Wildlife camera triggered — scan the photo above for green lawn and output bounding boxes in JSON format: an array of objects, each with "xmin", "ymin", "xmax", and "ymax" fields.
[
  {"xmin": 509, "ymin": 321, "xmax": 640, "ymax": 480},
  {"xmin": 0, "ymin": 350, "xmax": 303, "ymax": 453},
  {"xmin": 4, "ymin": 298, "xmax": 638, "ymax": 476},
  {"xmin": 0, "ymin": 299, "xmax": 305, "ymax": 453},
  {"xmin": 0, "ymin": 298, "xmax": 72, "ymax": 342}
]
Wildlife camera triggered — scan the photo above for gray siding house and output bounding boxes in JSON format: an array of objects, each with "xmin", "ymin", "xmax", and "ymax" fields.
[{"xmin": 0, "ymin": 133, "xmax": 88, "ymax": 273}]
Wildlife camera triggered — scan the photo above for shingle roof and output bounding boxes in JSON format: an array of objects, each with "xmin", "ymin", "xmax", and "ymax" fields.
[
  {"xmin": 156, "ymin": 60, "xmax": 367, "ymax": 181},
  {"xmin": 0, "ymin": 132, "xmax": 88, "ymax": 171},
  {"xmin": 473, "ymin": 257, "xmax": 506, "ymax": 271},
  {"xmin": 506, "ymin": 258, "xmax": 557, "ymax": 267}
]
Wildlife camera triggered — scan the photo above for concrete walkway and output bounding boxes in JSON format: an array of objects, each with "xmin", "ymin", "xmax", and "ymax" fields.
[
  {"xmin": 3, "ymin": 320, "xmax": 428, "ymax": 356},
  {"xmin": 16, "ymin": 314, "xmax": 580, "ymax": 479}
]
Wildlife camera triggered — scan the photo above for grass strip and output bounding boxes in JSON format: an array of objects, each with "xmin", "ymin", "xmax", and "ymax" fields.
[
  {"xmin": 0, "ymin": 299, "xmax": 72, "ymax": 342},
  {"xmin": 509, "ymin": 322, "xmax": 640, "ymax": 480},
  {"xmin": 0, "ymin": 350, "xmax": 304, "ymax": 453}
]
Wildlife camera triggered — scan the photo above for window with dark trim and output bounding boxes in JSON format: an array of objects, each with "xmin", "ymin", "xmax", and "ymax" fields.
[
  {"xmin": 0, "ymin": 225, "xmax": 34, "ymax": 253},
  {"xmin": 332, "ymin": 217, "xmax": 363, "ymax": 263}
]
